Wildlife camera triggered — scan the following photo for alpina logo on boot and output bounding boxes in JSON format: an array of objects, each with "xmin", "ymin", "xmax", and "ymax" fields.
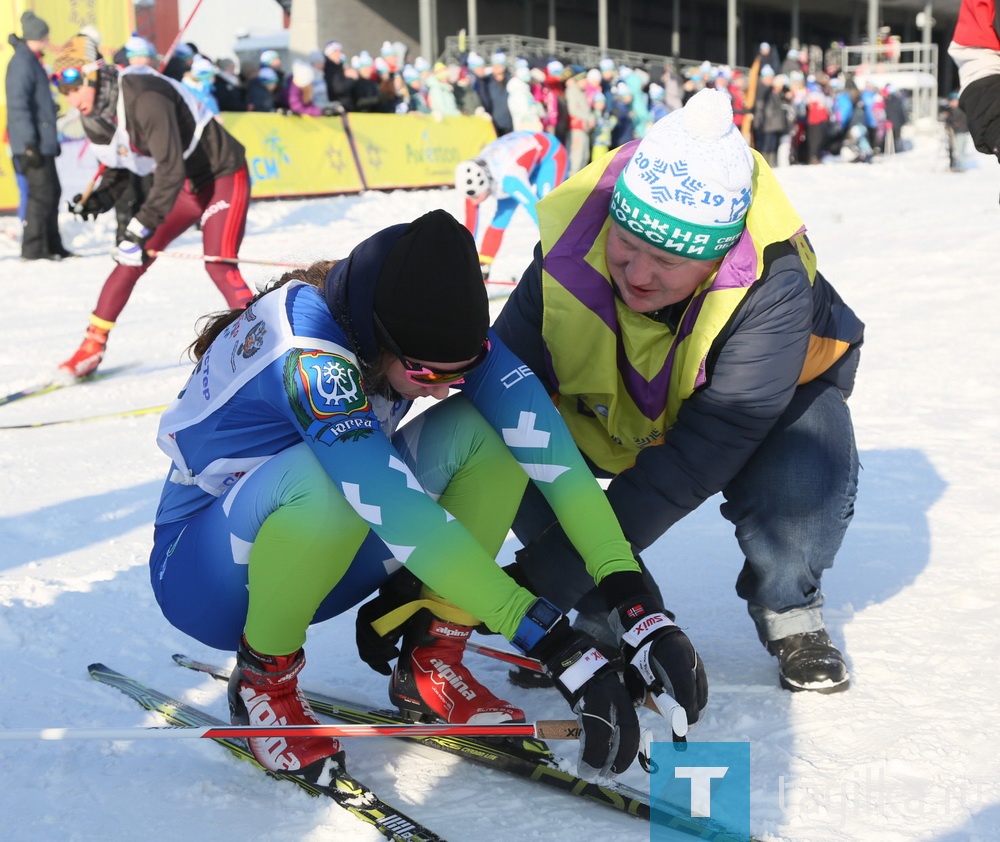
[
  {"xmin": 239, "ymin": 687, "xmax": 298, "ymax": 770},
  {"xmin": 428, "ymin": 658, "xmax": 476, "ymax": 700},
  {"xmin": 431, "ymin": 623, "xmax": 472, "ymax": 639}
]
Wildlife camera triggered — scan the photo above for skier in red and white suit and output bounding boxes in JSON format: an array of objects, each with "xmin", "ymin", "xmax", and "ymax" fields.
[{"xmin": 454, "ymin": 131, "xmax": 567, "ymax": 279}]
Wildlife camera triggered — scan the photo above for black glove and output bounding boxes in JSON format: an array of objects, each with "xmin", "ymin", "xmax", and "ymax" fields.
[
  {"xmin": 355, "ymin": 569, "xmax": 424, "ymax": 675},
  {"xmin": 600, "ymin": 571, "xmax": 708, "ymax": 730},
  {"xmin": 322, "ymin": 103, "xmax": 345, "ymax": 116},
  {"xmin": 68, "ymin": 190, "xmax": 116, "ymax": 221},
  {"xmin": 18, "ymin": 144, "xmax": 42, "ymax": 170},
  {"xmin": 521, "ymin": 599, "xmax": 640, "ymax": 778}
]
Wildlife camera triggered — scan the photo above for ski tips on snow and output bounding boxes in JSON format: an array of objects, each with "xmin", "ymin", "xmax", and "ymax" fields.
[{"xmin": 88, "ymin": 662, "xmax": 446, "ymax": 842}]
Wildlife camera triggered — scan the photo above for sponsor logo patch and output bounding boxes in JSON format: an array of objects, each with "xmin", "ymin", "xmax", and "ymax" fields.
[{"xmin": 284, "ymin": 350, "xmax": 376, "ymax": 444}]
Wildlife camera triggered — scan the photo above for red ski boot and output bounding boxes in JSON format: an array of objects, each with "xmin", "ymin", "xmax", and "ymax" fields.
[
  {"xmin": 228, "ymin": 638, "xmax": 344, "ymax": 779},
  {"xmin": 57, "ymin": 320, "xmax": 110, "ymax": 380},
  {"xmin": 390, "ymin": 611, "xmax": 525, "ymax": 724}
]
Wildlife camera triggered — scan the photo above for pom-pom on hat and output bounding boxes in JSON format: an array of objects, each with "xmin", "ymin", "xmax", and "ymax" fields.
[
  {"xmin": 373, "ymin": 210, "xmax": 488, "ymax": 363},
  {"xmin": 466, "ymin": 51, "xmax": 485, "ymax": 69},
  {"xmin": 260, "ymin": 49, "xmax": 280, "ymax": 66},
  {"xmin": 610, "ymin": 88, "xmax": 754, "ymax": 261},
  {"xmin": 291, "ymin": 60, "xmax": 314, "ymax": 87},
  {"xmin": 257, "ymin": 66, "xmax": 279, "ymax": 84}
]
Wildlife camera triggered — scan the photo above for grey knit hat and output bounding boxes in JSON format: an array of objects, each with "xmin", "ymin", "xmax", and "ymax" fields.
[{"xmin": 21, "ymin": 11, "xmax": 49, "ymax": 41}]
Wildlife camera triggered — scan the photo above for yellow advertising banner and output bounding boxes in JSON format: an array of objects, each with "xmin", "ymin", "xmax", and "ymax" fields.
[
  {"xmin": 347, "ymin": 113, "xmax": 497, "ymax": 190},
  {"xmin": 0, "ymin": 111, "xmax": 500, "ymax": 211},
  {"xmin": 220, "ymin": 113, "xmax": 365, "ymax": 199}
]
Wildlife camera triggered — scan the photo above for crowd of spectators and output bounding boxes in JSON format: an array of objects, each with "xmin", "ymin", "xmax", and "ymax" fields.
[{"xmin": 179, "ymin": 37, "xmax": 912, "ymax": 171}]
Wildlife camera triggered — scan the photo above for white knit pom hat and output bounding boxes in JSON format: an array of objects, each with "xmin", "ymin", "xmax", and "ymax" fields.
[{"xmin": 610, "ymin": 88, "xmax": 754, "ymax": 260}]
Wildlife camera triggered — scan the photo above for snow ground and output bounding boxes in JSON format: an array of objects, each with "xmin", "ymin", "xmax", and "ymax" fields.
[{"xmin": 0, "ymin": 126, "xmax": 998, "ymax": 842}]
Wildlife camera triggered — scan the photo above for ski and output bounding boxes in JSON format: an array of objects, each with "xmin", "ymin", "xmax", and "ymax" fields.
[
  {"xmin": 0, "ymin": 363, "xmax": 139, "ymax": 408},
  {"xmin": 89, "ymin": 663, "xmax": 446, "ymax": 842},
  {"xmin": 174, "ymin": 654, "xmax": 762, "ymax": 839},
  {"xmin": 0, "ymin": 403, "xmax": 167, "ymax": 429}
]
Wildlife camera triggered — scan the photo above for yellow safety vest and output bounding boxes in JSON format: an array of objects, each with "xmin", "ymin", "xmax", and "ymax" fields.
[{"xmin": 538, "ymin": 145, "xmax": 817, "ymax": 474}]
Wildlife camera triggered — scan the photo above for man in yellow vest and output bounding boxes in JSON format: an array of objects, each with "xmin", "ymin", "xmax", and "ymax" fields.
[{"xmin": 494, "ymin": 89, "xmax": 864, "ymax": 695}]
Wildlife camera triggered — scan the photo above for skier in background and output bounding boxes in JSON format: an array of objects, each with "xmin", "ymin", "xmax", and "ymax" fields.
[
  {"xmin": 454, "ymin": 131, "xmax": 567, "ymax": 279},
  {"xmin": 50, "ymin": 34, "xmax": 254, "ymax": 381}
]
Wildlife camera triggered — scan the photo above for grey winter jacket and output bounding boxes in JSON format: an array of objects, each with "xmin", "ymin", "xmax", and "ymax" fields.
[{"xmin": 4, "ymin": 34, "xmax": 60, "ymax": 156}]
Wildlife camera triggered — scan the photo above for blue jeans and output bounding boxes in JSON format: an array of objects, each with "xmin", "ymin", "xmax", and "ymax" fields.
[
  {"xmin": 512, "ymin": 379, "xmax": 859, "ymax": 645},
  {"xmin": 724, "ymin": 380, "xmax": 858, "ymax": 643}
]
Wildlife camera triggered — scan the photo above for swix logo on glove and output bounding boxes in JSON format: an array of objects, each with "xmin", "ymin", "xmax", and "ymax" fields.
[{"xmin": 623, "ymin": 612, "xmax": 675, "ymax": 647}]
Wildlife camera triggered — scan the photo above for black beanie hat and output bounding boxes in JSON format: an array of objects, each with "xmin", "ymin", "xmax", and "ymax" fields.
[{"xmin": 373, "ymin": 209, "xmax": 488, "ymax": 363}]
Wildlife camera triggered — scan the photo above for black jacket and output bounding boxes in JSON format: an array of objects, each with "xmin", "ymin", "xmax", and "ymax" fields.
[
  {"xmin": 4, "ymin": 35, "xmax": 60, "ymax": 156},
  {"xmin": 82, "ymin": 70, "xmax": 246, "ymax": 230}
]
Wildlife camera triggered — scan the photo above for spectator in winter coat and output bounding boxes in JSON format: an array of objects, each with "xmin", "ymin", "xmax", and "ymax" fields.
[
  {"xmin": 506, "ymin": 64, "xmax": 544, "ymax": 131},
  {"xmin": 492, "ymin": 89, "xmax": 863, "ymax": 699},
  {"xmin": 307, "ymin": 50, "xmax": 331, "ymax": 109},
  {"xmin": 564, "ymin": 71, "xmax": 596, "ymax": 175},
  {"xmin": 246, "ymin": 66, "xmax": 278, "ymax": 112},
  {"xmin": 804, "ymin": 79, "xmax": 830, "ymax": 163},
  {"xmin": 214, "ymin": 58, "xmax": 246, "ymax": 112},
  {"xmin": 183, "ymin": 55, "xmax": 220, "ymax": 117},
  {"xmin": 609, "ymin": 82, "xmax": 635, "ymax": 147},
  {"xmin": 481, "ymin": 53, "xmax": 513, "ymax": 136},
  {"xmin": 4, "ymin": 11, "xmax": 70, "ymax": 261},
  {"xmin": 648, "ymin": 83, "xmax": 670, "ymax": 123},
  {"xmin": 540, "ymin": 61, "xmax": 569, "ymax": 145},
  {"xmin": 322, "ymin": 41, "xmax": 352, "ymax": 112},
  {"xmin": 454, "ymin": 67, "xmax": 486, "ymax": 117},
  {"xmin": 260, "ymin": 49, "xmax": 288, "ymax": 111},
  {"xmin": 754, "ymin": 71, "xmax": 793, "ymax": 165},
  {"xmin": 287, "ymin": 61, "xmax": 323, "ymax": 116},
  {"xmin": 942, "ymin": 91, "xmax": 971, "ymax": 171},
  {"xmin": 162, "ymin": 42, "xmax": 195, "ymax": 83},
  {"xmin": 400, "ymin": 65, "xmax": 429, "ymax": 114},
  {"xmin": 882, "ymin": 84, "xmax": 907, "ymax": 151},
  {"xmin": 349, "ymin": 52, "xmax": 382, "ymax": 112},
  {"xmin": 425, "ymin": 63, "xmax": 460, "ymax": 118},
  {"xmin": 622, "ymin": 67, "xmax": 652, "ymax": 138}
]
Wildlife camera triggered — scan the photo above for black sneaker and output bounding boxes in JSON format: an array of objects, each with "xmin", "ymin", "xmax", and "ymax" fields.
[{"xmin": 767, "ymin": 630, "xmax": 850, "ymax": 694}]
